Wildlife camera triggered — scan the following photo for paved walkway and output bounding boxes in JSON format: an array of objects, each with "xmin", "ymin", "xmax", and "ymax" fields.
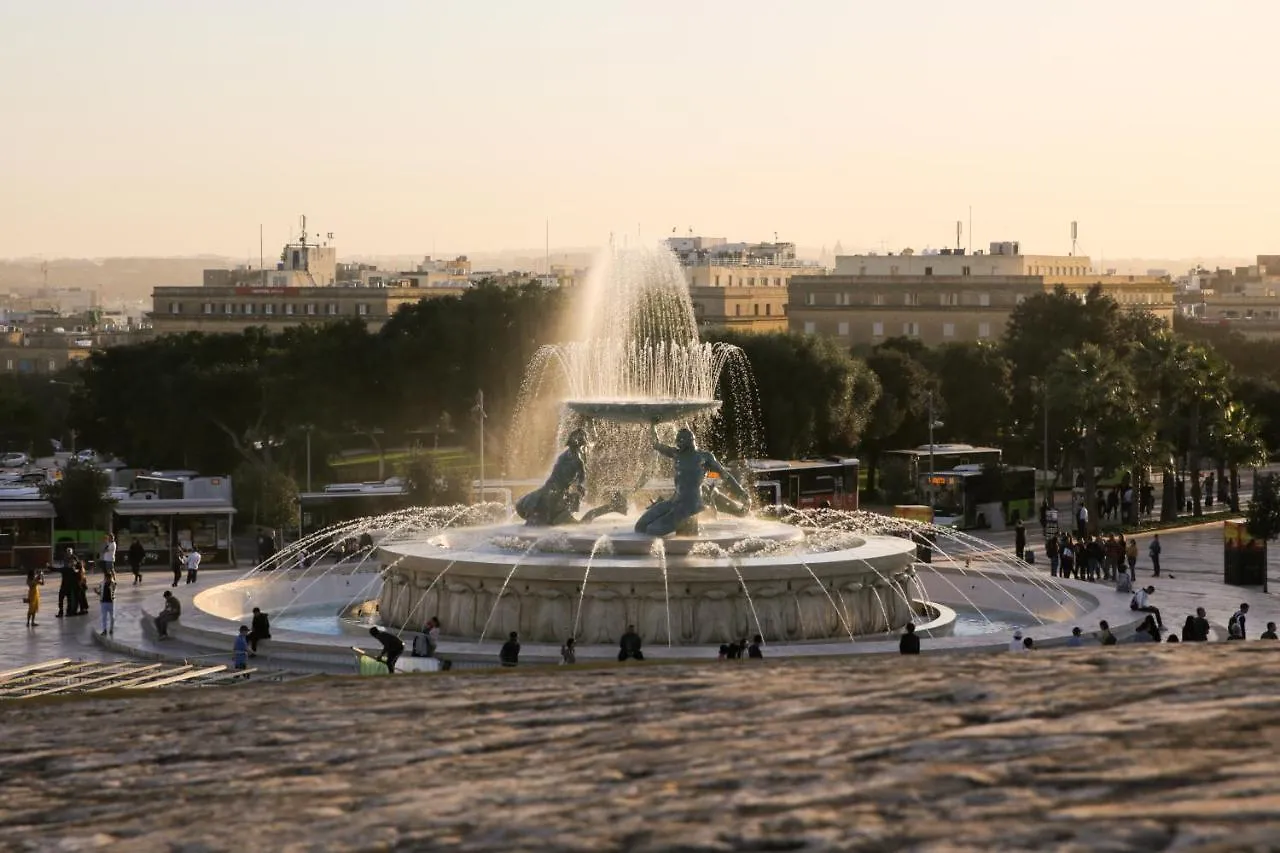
[{"xmin": 3, "ymin": 525, "xmax": 1278, "ymax": 668}]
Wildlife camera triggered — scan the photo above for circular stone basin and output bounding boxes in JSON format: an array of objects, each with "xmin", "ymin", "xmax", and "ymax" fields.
[
  {"xmin": 378, "ymin": 515, "xmax": 918, "ymax": 646},
  {"xmin": 563, "ymin": 398, "xmax": 722, "ymax": 424}
]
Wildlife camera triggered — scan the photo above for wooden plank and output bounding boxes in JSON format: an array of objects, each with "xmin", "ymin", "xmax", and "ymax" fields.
[
  {"xmin": 87, "ymin": 665, "xmax": 193, "ymax": 692},
  {"xmin": 0, "ymin": 658, "xmax": 73, "ymax": 684},
  {"xmin": 123, "ymin": 665, "xmax": 226, "ymax": 690},
  {"xmin": 195, "ymin": 669, "xmax": 257, "ymax": 684},
  {"xmin": 0, "ymin": 663, "xmax": 102, "ymax": 695},
  {"xmin": 18, "ymin": 664, "xmax": 165, "ymax": 698}
]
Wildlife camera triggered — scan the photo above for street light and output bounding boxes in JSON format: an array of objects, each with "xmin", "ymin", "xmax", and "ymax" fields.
[{"xmin": 473, "ymin": 390, "xmax": 487, "ymax": 504}]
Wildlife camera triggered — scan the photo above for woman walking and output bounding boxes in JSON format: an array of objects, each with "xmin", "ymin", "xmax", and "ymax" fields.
[{"xmin": 25, "ymin": 566, "xmax": 43, "ymax": 627}]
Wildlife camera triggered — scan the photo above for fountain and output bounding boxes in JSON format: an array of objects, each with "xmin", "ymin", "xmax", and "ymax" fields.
[{"xmin": 167, "ymin": 243, "xmax": 1103, "ymax": 669}]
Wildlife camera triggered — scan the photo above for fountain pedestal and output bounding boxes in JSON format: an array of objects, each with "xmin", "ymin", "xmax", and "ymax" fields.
[{"xmin": 377, "ymin": 517, "xmax": 919, "ymax": 646}]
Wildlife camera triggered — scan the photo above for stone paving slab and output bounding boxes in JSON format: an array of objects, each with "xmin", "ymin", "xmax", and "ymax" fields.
[{"xmin": 4, "ymin": 645, "xmax": 1280, "ymax": 850}]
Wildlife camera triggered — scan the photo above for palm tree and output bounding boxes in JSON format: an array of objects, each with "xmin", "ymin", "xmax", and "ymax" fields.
[
  {"xmin": 1048, "ymin": 344, "xmax": 1143, "ymax": 534},
  {"xmin": 1177, "ymin": 344, "xmax": 1231, "ymax": 517},
  {"xmin": 1211, "ymin": 401, "xmax": 1268, "ymax": 511}
]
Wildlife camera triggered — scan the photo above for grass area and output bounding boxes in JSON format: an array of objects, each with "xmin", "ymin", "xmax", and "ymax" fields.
[
  {"xmin": 327, "ymin": 447, "xmax": 476, "ymax": 473},
  {"xmin": 1100, "ymin": 509, "xmax": 1239, "ymax": 536}
]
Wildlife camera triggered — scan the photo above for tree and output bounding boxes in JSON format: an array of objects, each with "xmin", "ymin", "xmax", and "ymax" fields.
[
  {"xmin": 1211, "ymin": 401, "xmax": 1268, "ymax": 511},
  {"xmin": 708, "ymin": 331, "xmax": 881, "ymax": 459},
  {"xmin": 41, "ymin": 460, "xmax": 115, "ymax": 543},
  {"xmin": 1047, "ymin": 344, "xmax": 1146, "ymax": 533},
  {"xmin": 233, "ymin": 463, "xmax": 299, "ymax": 533},
  {"xmin": 403, "ymin": 452, "xmax": 467, "ymax": 507},
  {"xmin": 929, "ymin": 341, "xmax": 1012, "ymax": 448},
  {"xmin": 1246, "ymin": 473, "xmax": 1280, "ymax": 542},
  {"xmin": 860, "ymin": 347, "xmax": 936, "ymax": 494}
]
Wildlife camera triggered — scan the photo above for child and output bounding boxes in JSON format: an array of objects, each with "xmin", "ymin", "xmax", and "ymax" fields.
[{"xmin": 233, "ymin": 625, "xmax": 250, "ymax": 670}]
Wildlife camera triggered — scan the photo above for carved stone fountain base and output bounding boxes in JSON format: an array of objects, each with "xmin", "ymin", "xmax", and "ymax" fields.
[{"xmin": 378, "ymin": 516, "xmax": 919, "ymax": 646}]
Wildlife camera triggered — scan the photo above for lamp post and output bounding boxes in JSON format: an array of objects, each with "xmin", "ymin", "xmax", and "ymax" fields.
[
  {"xmin": 302, "ymin": 425, "xmax": 314, "ymax": 493},
  {"xmin": 474, "ymin": 390, "xmax": 487, "ymax": 504},
  {"xmin": 1041, "ymin": 380, "xmax": 1051, "ymax": 509}
]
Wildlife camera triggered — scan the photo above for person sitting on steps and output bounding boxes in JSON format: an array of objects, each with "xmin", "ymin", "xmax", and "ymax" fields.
[{"xmin": 618, "ymin": 625, "xmax": 645, "ymax": 661}]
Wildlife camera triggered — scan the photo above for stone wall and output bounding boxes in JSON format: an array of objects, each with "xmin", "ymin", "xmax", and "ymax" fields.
[{"xmin": 4, "ymin": 646, "xmax": 1280, "ymax": 850}]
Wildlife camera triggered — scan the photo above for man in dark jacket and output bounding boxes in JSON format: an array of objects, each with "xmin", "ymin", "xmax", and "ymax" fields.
[
  {"xmin": 500, "ymin": 631, "xmax": 520, "ymax": 667},
  {"xmin": 127, "ymin": 539, "xmax": 146, "ymax": 585},
  {"xmin": 248, "ymin": 607, "xmax": 272, "ymax": 655},
  {"xmin": 369, "ymin": 626, "xmax": 404, "ymax": 673},
  {"xmin": 899, "ymin": 623, "xmax": 921, "ymax": 655},
  {"xmin": 618, "ymin": 625, "xmax": 645, "ymax": 661}
]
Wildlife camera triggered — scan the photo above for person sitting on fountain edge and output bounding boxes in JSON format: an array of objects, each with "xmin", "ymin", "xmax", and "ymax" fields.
[
  {"xmin": 635, "ymin": 421, "xmax": 751, "ymax": 537},
  {"xmin": 618, "ymin": 625, "xmax": 644, "ymax": 661},
  {"xmin": 515, "ymin": 428, "xmax": 626, "ymax": 526}
]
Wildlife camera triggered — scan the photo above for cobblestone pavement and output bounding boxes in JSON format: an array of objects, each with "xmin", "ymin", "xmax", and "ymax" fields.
[{"xmin": 4, "ymin": 645, "xmax": 1280, "ymax": 851}]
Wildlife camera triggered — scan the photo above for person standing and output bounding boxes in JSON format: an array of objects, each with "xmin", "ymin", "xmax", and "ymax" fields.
[
  {"xmin": 55, "ymin": 548, "xmax": 76, "ymax": 618},
  {"xmin": 233, "ymin": 626, "xmax": 250, "ymax": 670},
  {"xmin": 500, "ymin": 631, "xmax": 520, "ymax": 667},
  {"xmin": 1014, "ymin": 519, "xmax": 1027, "ymax": 563},
  {"xmin": 127, "ymin": 539, "xmax": 146, "ymax": 585},
  {"xmin": 899, "ymin": 623, "xmax": 920, "ymax": 655},
  {"xmin": 560, "ymin": 637, "xmax": 576, "ymax": 665},
  {"xmin": 1148, "ymin": 535, "xmax": 1162, "ymax": 578},
  {"xmin": 171, "ymin": 549, "xmax": 184, "ymax": 588},
  {"xmin": 747, "ymin": 634, "xmax": 764, "ymax": 658},
  {"xmin": 185, "ymin": 547, "xmax": 201, "ymax": 585},
  {"xmin": 1228, "ymin": 603, "xmax": 1250, "ymax": 641},
  {"xmin": 97, "ymin": 569, "xmax": 117, "ymax": 636},
  {"xmin": 1076, "ymin": 503, "xmax": 1089, "ymax": 538},
  {"xmin": 1045, "ymin": 534, "xmax": 1060, "ymax": 577},
  {"xmin": 248, "ymin": 607, "xmax": 272, "ymax": 655},
  {"xmin": 1125, "ymin": 536, "xmax": 1138, "ymax": 575},
  {"xmin": 368, "ymin": 626, "xmax": 404, "ymax": 673},
  {"xmin": 100, "ymin": 533, "xmax": 116, "ymax": 577},
  {"xmin": 74, "ymin": 560, "xmax": 90, "ymax": 616},
  {"xmin": 25, "ymin": 566, "xmax": 43, "ymax": 628}
]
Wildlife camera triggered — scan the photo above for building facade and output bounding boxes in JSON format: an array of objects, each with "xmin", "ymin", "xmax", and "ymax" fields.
[
  {"xmin": 790, "ymin": 243, "xmax": 1174, "ymax": 347},
  {"xmin": 667, "ymin": 236, "xmax": 823, "ymax": 333},
  {"xmin": 151, "ymin": 238, "xmax": 471, "ymax": 336}
]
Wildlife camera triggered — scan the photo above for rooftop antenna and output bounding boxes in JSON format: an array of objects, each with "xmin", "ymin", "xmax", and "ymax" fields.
[
  {"xmin": 956, "ymin": 220, "xmax": 963, "ymax": 252},
  {"xmin": 259, "ymin": 224, "xmax": 265, "ymax": 287},
  {"xmin": 299, "ymin": 214, "xmax": 307, "ymax": 247},
  {"xmin": 1071, "ymin": 221, "xmax": 1078, "ymax": 256}
]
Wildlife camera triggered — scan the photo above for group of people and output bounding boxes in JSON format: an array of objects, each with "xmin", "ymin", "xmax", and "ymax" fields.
[{"xmin": 1041, "ymin": 530, "xmax": 1163, "ymax": 584}]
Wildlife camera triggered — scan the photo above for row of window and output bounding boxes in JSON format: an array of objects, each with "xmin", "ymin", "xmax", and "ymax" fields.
[
  {"xmin": 0, "ymin": 358, "xmax": 59, "ymax": 373},
  {"xmin": 167, "ymin": 302, "xmax": 372, "ymax": 317},
  {"xmin": 804, "ymin": 292, "xmax": 997, "ymax": 307},
  {"xmin": 802, "ymin": 320, "xmax": 993, "ymax": 339},
  {"xmin": 692, "ymin": 303, "xmax": 788, "ymax": 318},
  {"xmin": 711, "ymin": 275, "xmax": 787, "ymax": 287}
]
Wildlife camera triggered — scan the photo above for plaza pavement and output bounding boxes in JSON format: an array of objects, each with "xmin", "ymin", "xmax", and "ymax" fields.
[{"xmin": 2, "ymin": 523, "xmax": 1278, "ymax": 671}]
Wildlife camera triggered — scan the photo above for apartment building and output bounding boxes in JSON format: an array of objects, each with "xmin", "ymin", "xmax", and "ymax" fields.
[
  {"xmin": 667, "ymin": 236, "xmax": 824, "ymax": 333},
  {"xmin": 789, "ymin": 242, "xmax": 1174, "ymax": 346},
  {"xmin": 150, "ymin": 238, "xmax": 470, "ymax": 335}
]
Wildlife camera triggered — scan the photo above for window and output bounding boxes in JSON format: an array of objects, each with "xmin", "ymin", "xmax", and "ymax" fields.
[
  {"xmin": 872, "ymin": 293, "xmax": 885, "ymax": 306},
  {"xmin": 872, "ymin": 321, "xmax": 884, "ymax": 337},
  {"xmin": 753, "ymin": 304, "xmax": 759, "ymax": 315},
  {"xmin": 4, "ymin": 360, "xmax": 11, "ymax": 371},
  {"xmin": 904, "ymin": 293, "xmax": 918, "ymax": 306},
  {"xmin": 168, "ymin": 302, "xmax": 181, "ymax": 314},
  {"xmin": 903, "ymin": 322, "xmax": 919, "ymax": 337},
  {"xmin": 924, "ymin": 266, "xmax": 933, "ymax": 276},
  {"xmin": 978, "ymin": 293, "xmax": 990, "ymax": 306},
  {"xmin": 714, "ymin": 275, "xmax": 720, "ymax": 286},
  {"xmin": 838, "ymin": 321, "xmax": 849, "ymax": 336},
  {"xmin": 48, "ymin": 360, "xmax": 56, "ymax": 371},
  {"xmin": 748, "ymin": 277, "xmax": 756, "ymax": 286},
  {"xmin": 805, "ymin": 292, "xmax": 816, "ymax": 306},
  {"xmin": 803, "ymin": 321, "xmax": 816, "ymax": 334},
  {"xmin": 264, "ymin": 304, "xmax": 275, "ymax": 315},
  {"xmin": 202, "ymin": 303, "xmax": 213, "ymax": 315},
  {"xmin": 858, "ymin": 265, "xmax": 867, "ymax": 276},
  {"xmin": 978, "ymin": 322, "xmax": 991, "ymax": 338},
  {"xmin": 735, "ymin": 305, "xmax": 741, "ymax": 316},
  {"xmin": 243, "ymin": 303, "xmax": 255, "ymax": 314},
  {"xmin": 305, "ymin": 303, "xmax": 317, "ymax": 316},
  {"xmin": 285, "ymin": 304, "xmax": 296, "ymax": 316},
  {"xmin": 962, "ymin": 266, "xmax": 971, "ymax": 276},
  {"xmin": 943, "ymin": 323, "xmax": 955, "ymax": 338},
  {"xmin": 356, "ymin": 303, "xmax": 369, "ymax": 316},
  {"xmin": 773, "ymin": 277, "xmax": 781, "ymax": 287},
  {"xmin": 765, "ymin": 304, "xmax": 771, "ymax": 316},
  {"xmin": 889, "ymin": 265, "xmax": 900, "ymax": 276},
  {"xmin": 940, "ymin": 293, "xmax": 958, "ymax": 306},
  {"xmin": 223, "ymin": 303, "xmax": 234, "ymax": 314},
  {"xmin": 272, "ymin": 275, "xmax": 287, "ymax": 287},
  {"xmin": 326, "ymin": 303, "xmax": 338, "ymax": 315}
]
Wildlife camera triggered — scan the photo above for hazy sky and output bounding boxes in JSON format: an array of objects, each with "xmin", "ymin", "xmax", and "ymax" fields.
[{"xmin": 2, "ymin": 0, "xmax": 1277, "ymax": 260}]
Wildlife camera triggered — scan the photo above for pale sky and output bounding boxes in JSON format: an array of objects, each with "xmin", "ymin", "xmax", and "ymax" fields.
[{"xmin": 2, "ymin": 0, "xmax": 1277, "ymax": 260}]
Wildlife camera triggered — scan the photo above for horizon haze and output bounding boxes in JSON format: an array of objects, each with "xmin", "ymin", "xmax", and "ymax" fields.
[{"xmin": 2, "ymin": 0, "xmax": 1277, "ymax": 261}]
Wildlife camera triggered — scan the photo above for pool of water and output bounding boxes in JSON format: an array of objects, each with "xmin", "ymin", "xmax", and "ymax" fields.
[{"xmin": 952, "ymin": 610, "xmax": 1028, "ymax": 636}]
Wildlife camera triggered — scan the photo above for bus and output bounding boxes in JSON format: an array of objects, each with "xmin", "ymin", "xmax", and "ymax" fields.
[
  {"xmin": 880, "ymin": 444, "xmax": 1002, "ymax": 504},
  {"xmin": 922, "ymin": 464, "xmax": 1036, "ymax": 529},
  {"xmin": 746, "ymin": 458, "xmax": 859, "ymax": 511}
]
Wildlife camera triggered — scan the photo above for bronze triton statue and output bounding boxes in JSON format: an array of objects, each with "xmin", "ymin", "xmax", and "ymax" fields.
[
  {"xmin": 635, "ymin": 422, "xmax": 750, "ymax": 537},
  {"xmin": 515, "ymin": 428, "xmax": 626, "ymax": 526}
]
